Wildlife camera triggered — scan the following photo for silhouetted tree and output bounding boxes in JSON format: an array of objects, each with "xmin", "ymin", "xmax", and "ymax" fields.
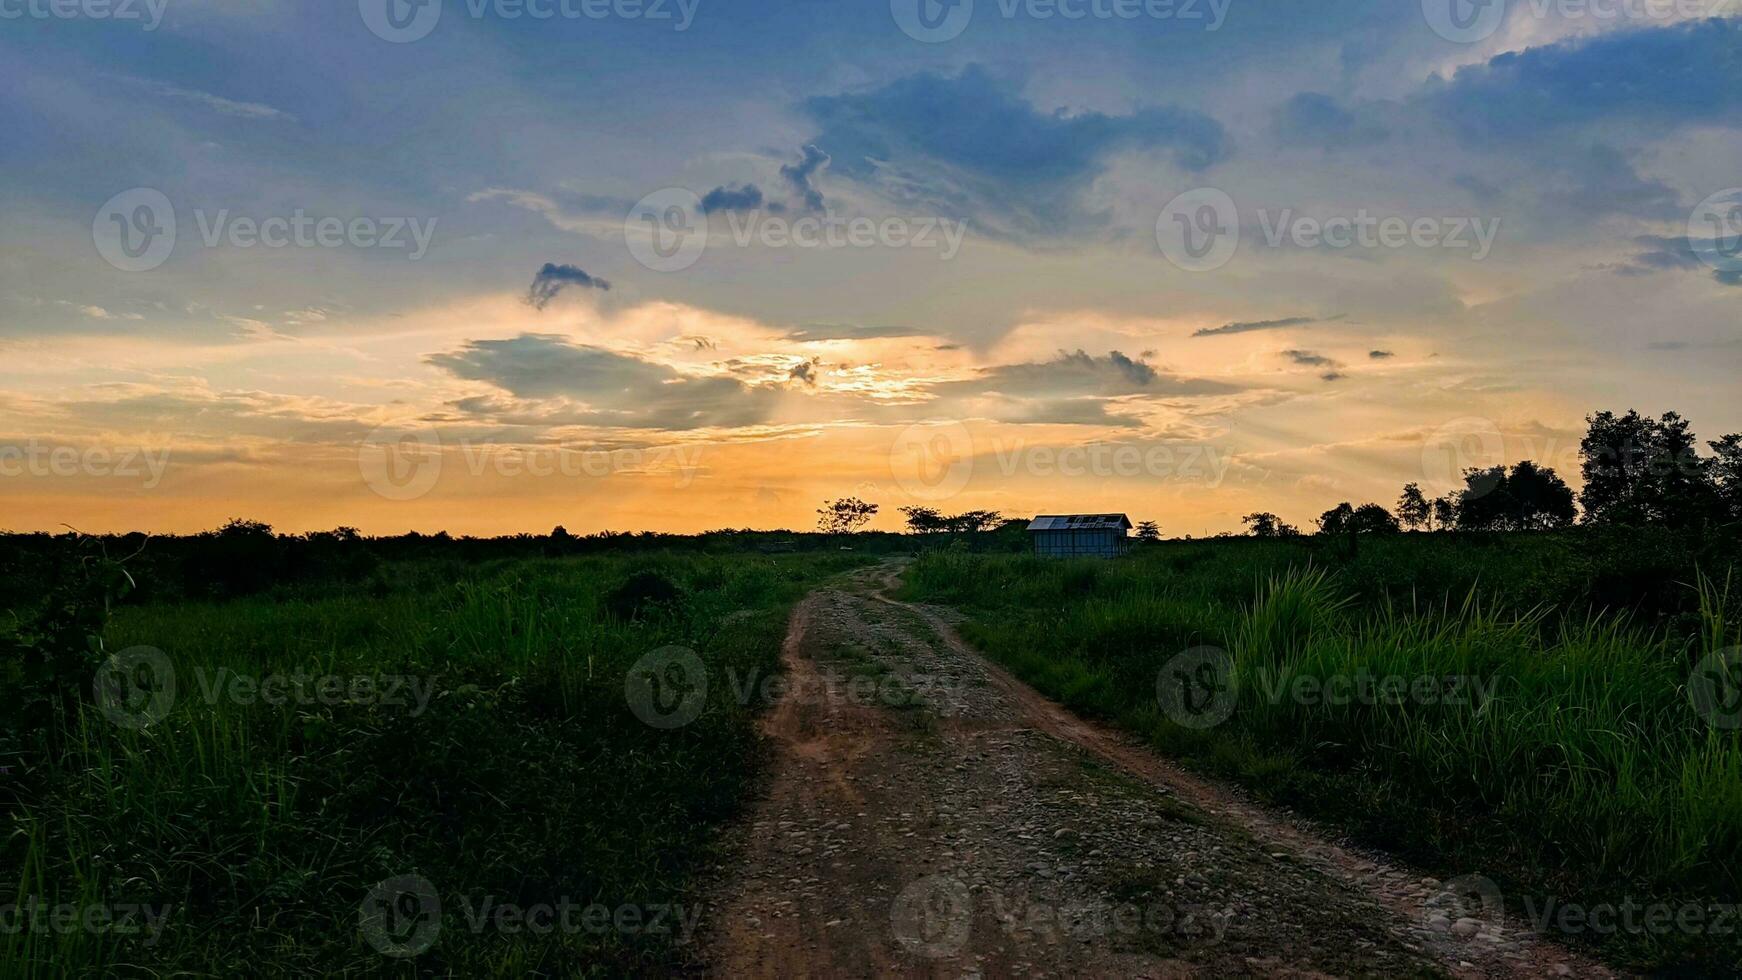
[
  {"xmin": 1242, "ymin": 512, "xmax": 1300, "ymax": 537},
  {"xmin": 1579, "ymin": 410, "xmax": 1715, "ymax": 528},
  {"xmin": 1317, "ymin": 503, "xmax": 1399, "ymax": 535},
  {"xmin": 1454, "ymin": 462, "xmax": 1576, "ymax": 531},
  {"xmin": 1135, "ymin": 520, "xmax": 1161, "ymax": 542},
  {"xmin": 1431, "ymin": 496, "xmax": 1457, "ymax": 531},
  {"xmin": 1397, "ymin": 483, "xmax": 1430, "ymax": 531},
  {"xmin": 816, "ymin": 497, "xmax": 878, "ymax": 534}
]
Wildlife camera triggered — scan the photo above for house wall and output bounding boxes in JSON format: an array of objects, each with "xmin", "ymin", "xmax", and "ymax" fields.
[{"xmin": 1031, "ymin": 529, "xmax": 1127, "ymax": 558}]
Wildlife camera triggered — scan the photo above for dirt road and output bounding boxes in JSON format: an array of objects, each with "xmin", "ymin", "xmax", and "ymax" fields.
[{"xmin": 700, "ymin": 562, "xmax": 1614, "ymax": 978}]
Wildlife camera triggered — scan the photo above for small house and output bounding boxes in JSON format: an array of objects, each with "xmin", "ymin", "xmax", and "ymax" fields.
[{"xmin": 1026, "ymin": 514, "xmax": 1132, "ymax": 558}]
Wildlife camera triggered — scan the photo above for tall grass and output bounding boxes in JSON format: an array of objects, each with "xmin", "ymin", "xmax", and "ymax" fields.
[
  {"xmin": 902, "ymin": 543, "xmax": 1742, "ymax": 971},
  {"xmin": 1, "ymin": 552, "xmax": 864, "ymax": 976}
]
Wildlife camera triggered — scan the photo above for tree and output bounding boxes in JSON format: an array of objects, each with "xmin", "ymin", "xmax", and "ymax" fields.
[
  {"xmin": 898, "ymin": 506, "xmax": 946, "ymax": 534},
  {"xmin": 1431, "ymin": 495, "xmax": 1457, "ymax": 531},
  {"xmin": 944, "ymin": 510, "xmax": 1003, "ymax": 534},
  {"xmin": 1454, "ymin": 462, "xmax": 1576, "ymax": 531},
  {"xmin": 1579, "ymin": 410, "xmax": 1716, "ymax": 527},
  {"xmin": 1317, "ymin": 502, "xmax": 1398, "ymax": 535},
  {"xmin": 1135, "ymin": 520, "xmax": 1161, "ymax": 542},
  {"xmin": 1397, "ymin": 483, "xmax": 1430, "ymax": 531},
  {"xmin": 816, "ymin": 497, "xmax": 878, "ymax": 534},
  {"xmin": 1709, "ymin": 433, "xmax": 1742, "ymax": 522}
]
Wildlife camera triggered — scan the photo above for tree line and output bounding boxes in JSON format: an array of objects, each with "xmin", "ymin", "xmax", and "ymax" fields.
[{"xmin": 1243, "ymin": 408, "xmax": 1742, "ymax": 537}]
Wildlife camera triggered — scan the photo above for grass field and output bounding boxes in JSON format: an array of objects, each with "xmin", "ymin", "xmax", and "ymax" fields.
[
  {"xmin": 2, "ymin": 550, "xmax": 867, "ymax": 977},
  {"xmin": 898, "ymin": 532, "xmax": 1742, "ymax": 972}
]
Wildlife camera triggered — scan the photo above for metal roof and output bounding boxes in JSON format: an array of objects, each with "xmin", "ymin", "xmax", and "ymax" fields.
[{"xmin": 1027, "ymin": 514, "xmax": 1133, "ymax": 532}]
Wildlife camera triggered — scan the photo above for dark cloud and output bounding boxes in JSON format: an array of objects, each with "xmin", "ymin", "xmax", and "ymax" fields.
[
  {"xmin": 780, "ymin": 145, "xmax": 829, "ymax": 212},
  {"xmin": 1425, "ymin": 20, "xmax": 1742, "ymax": 140},
  {"xmin": 938, "ymin": 349, "xmax": 1236, "ymax": 400},
  {"xmin": 526, "ymin": 263, "xmax": 610, "ymax": 311},
  {"xmin": 1282, "ymin": 349, "xmax": 1337, "ymax": 368},
  {"xmin": 1321, "ymin": 372, "xmax": 1346, "ymax": 382},
  {"xmin": 788, "ymin": 359, "xmax": 820, "ymax": 386},
  {"xmin": 427, "ymin": 334, "xmax": 776, "ymax": 430},
  {"xmin": 1369, "ymin": 350, "xmax": 1395, "ymax": 359},
  {"xmin": 803, "ymin": 66, "xmax": 1228, "ymax": 240},
  {"xmin": 699, "ymin": 184, "xmax": 768, "ymax": 215},
  {"xmin": 1273, "ymin": 93, "xmax": 1387, "ymax": 148},
  {"xmin": 1618, "ymin": 233, "xmax": 1742, "ymax": 287},
  {"xmin": 1193, "ymin": 314, "xmax": 1338, "ymax": 338}
]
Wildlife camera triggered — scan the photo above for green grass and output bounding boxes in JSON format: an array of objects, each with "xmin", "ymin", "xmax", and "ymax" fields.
[
  {"xmin": 2, "ymin": 551, "xmax": 867, "ymax": 977},
  {"xmin": 899, "ymin": 537, "xmax": 1742, "ymax": 973}
]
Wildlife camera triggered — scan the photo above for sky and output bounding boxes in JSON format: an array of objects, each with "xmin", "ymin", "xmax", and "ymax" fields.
[{"xmin": 2, "ymin": 0, "xmax": 1740, "ymax": 536}]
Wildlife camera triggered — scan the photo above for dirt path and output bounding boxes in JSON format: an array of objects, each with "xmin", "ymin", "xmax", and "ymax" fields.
[{"xmin": 700, "ymin": 561, "xmax": 1617, "ymax": 978}]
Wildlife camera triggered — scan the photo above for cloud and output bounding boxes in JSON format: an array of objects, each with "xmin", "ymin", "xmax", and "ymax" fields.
[
  {"xmin": 1424, "ymin": 19, "xmax": 1742, "ymax": 140},
  {"xmin": 780, "ymin": 145, "xmax": 830, "ymax": 212},
  {"xmin": 526, "ymin": 264, "xmax": 611, "ymax": 311},
  {"xmin": 1273, "ymin": 93, "xmax": 1387, "ymax": 148},
  {"xmin": 144, "ymin": 80, "xmax": 296, "ymax": 121},
  {"xmin": 784, "ymin": 324, "xmax": 927, "ymax": 342},
  {"xmin": 1369, "ymin": 350, "xmax": 1395, "ymax": 359},
  {"xmin": 700, "ymin": 184, "xmax": 768, "ymax": 215},
  {"xmin": 427, "ymin": 334, "xmax": 778, "ymax": 431},
  {"xmin": 788, "ymin": 359, "xmax": 820, "ymax": 386},
  {"xmin": 1282, "ymin": 349, "xmax": 1337, "ymax": 368},
  {"xmin": 1193, "ymin": 314, "xmax": 1339, "ymax": 338},
  {"xmin": 1321, "ymin": 372, "xmax": 1346, "ymax": 382},
  {"xmin": 1619, "ymin": 232, "xmax": 1742, "ymax": 287},
  {"xmin": 802, "ymin": 66, "xmax": 1228, "ymax": 240},
  {"xmin": 938, "ymin": 349, "xmax": 1235, "ymax": 400}
]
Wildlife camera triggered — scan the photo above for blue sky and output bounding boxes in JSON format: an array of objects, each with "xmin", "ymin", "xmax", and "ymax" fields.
[{"xmin": 1, "ymin": 0, "xmax": 1739, "ymax": 534}]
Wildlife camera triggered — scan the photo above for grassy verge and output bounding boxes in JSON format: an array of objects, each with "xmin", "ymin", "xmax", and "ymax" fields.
[
  {"xmin": 2, "ymin": 551, "xmax": 866, "ymax": 976},
  {"xmin": 899, "ymin": 538, "xmax": 1742, "ymax": 973}
]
